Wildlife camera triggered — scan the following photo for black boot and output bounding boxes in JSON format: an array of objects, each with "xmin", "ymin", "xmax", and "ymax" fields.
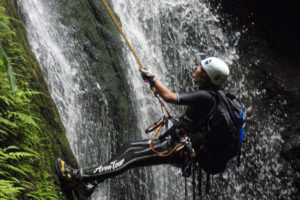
[
  {"xmin": 77, "ymin": 181, "xmax": 98, "ymax": 197},
  {"xmin": 55, "ymin": 158, "xmax": 82, "ymax": 190}
]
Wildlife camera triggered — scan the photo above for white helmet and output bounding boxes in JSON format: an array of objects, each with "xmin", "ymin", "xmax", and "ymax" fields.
[{"xmin": 201, "ymin": 57, "xmax": 229, "ymax": 86}]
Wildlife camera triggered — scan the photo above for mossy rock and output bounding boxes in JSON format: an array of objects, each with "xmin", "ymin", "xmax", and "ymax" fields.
[{"xmin": 1, "ymin": 0, "xmax": 87, "ymax": 199}]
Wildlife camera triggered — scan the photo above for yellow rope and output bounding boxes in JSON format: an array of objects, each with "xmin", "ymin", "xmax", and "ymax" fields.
[
  {"xmin": 101, "ymin": 0, "xmax": 144, "ymax": 69},
  {"xmin": 102, "ymin": 1, "xmax": 178, "ymax": 157},
  {"xmin": 150, "ymin": 123, "xmax": 182, "ymax": 157}
]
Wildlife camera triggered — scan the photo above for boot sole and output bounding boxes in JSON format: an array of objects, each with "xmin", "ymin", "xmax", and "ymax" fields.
[{"xmin": 55, "ymin": 157, "xmax": 79, "ymax": 190}]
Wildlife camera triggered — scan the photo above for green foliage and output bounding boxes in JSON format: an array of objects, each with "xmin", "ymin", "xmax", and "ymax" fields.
[
  {"xmin": 1, "ymin": 47, "xmax": 17, "ymax": 92},
  {"xmin": 0, "ymin": 74, "xmax": 42, "ymax": 198},
  {"xmin": 0, "ymin": 1, "xmax": 61, "ymax": 199},
  {"xmin": 25, "ymin": 173, "xmax": 59, "ymax": 200},
  {"xmin": 0, "ymin": 180, "xmax": 24, "ymax": 200},
  {"xmin": 0, "ymin": 5, "xmax": 18, "ymax": 93}
]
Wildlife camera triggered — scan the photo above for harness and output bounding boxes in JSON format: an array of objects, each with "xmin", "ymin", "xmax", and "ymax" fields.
[{"xmin": 144, "ymin": 100, "xmax": 196, "ymax": 158}]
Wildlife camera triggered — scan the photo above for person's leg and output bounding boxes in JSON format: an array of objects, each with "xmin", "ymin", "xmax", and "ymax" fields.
[
  {"xmin": 81, "ymin": 138, "xmax": 182, "ymax": 182},
  {"xmin": 56, "ymin": 137, "xmax": 183, "ymax": 190},
  {"xmin": 76, "ymin": 139, "xmax": 157, "ymax": 195}
]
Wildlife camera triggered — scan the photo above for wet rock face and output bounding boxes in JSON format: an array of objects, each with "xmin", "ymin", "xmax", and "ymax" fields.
[
  {"xmin": 209, "ymin": 0, "xmax": 300, "ymax": 105},
  {"xmin": 281, "ymin": 128, "xmax": 300, "ymax": 190},
  {"xmin": 209, "ymin": 0, "xmax": 300, "ymax": 194},
  {"xmin": 209, "ymin": 1, "xmax": 300, "ymax": 112},
  {"xmin": 281, "ymin": 130, "xmax": 300, "ymax": 170},
  {"xmin": 210, "ymin": 0, "xmax": 300, "ymax": 63}
]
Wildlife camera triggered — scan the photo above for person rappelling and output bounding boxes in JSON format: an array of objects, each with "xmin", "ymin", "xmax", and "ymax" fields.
[
  {"xmin": 56, "ymin": 56, "xmax": 246, "ymax": 197},
  {"xmin": 56, "ymin": 0, "xmax": 246, "ymax": 198}
]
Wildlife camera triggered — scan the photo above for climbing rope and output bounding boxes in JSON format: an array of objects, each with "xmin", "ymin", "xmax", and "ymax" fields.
[
  {"xmin": 150, "ymin": 122, "xmax": 182, "ymax": 157},
  {"xmin": 102, "ymin": 0, "xmax": 180, "ymax": 157},
  {"xmin": 185, "ymin": 177, "xmax": 188, "ymax": 200},
  {"xmin": 101, "ymin": 0, "xmax": 144, "ymax": 70}
]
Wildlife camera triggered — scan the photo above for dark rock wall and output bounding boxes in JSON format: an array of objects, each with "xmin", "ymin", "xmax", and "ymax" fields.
[
  {"xmin": 209, "ymin": 0, "xmax": 300, "ymax": 194},
  {"xmin": 210, "ymin": 0, "xmax": 300, "ymax": 63}
]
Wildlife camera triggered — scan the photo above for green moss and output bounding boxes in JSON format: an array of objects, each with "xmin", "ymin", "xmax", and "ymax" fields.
[{"xmin": 0, "ymin": 0, "xmax": 80, "ymax": 199}]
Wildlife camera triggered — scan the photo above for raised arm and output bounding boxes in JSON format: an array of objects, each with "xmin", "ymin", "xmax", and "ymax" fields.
[
  {"xmin": 152, "ymin": 78, "xmax": 177, "ymax": 103},
  {"xmin": 140, "ymin": 67, "xmax": 178, "ymax": 104}
]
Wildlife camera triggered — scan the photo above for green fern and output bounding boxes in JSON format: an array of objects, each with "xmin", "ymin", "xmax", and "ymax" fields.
[
  {"xmin": 0, "ymin": 161, "xmax": 29, "ymax": 177},
  {"xmin": 0, "ymin": 180, "xmax": 24, "ymax": 200},
  {"xmin": 0, "ymin": 117, "xmax": 18, "ymax": 128},
  {"xmin": 27, "ymin": 181, "xmax": 60, "ymax": 200},
  {"xmin": 0, "ymin": 1, "xmax": 63, "ymax": 199},
  {"xmin": 2, "ymin": 145, "xmax": 19, "ymax": 151},
  {"xmin": 0, "ymin": 170, "xmax": 9, "ymax": 177},
  {"xmin": 8, "ymin": 151, "xmax": 39, "ymax": 160},
  {"xmin": 0, "ymin": 124, "xmax": 17, "ymax": 136},
  {"xmin": 1, "ymin": 44, "xmax": 17, "ymax": 93},
  {"xmin": 25, "ymin": 194, "xmax": 40, "ymax": 200},
  {"xmin": 8, "ymin": 111, "xmax": 40, "ymax": 129},
  {"xmin": 0, "ymin": 129, "xmax": 8, "ymax": 137},
  {"xmin": 0, "ymin": 94, "xmax": 15, "ymax": 106}
]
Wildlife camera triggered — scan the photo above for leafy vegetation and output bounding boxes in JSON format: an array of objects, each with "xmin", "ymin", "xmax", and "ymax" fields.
[{"xmin": 0, "ymin": 1, "xmax": 64, "ymax": 199}]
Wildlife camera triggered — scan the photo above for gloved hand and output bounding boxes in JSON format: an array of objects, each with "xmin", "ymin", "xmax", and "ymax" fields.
[{"xmin": 139, "ymin": 67, "xmax": 155, "ymax": 81}]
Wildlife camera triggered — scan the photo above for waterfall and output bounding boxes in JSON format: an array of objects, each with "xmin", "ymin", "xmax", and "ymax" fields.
[
  {"xmin": 15, "ymin": 0, "xmax": 296, "ymax": 199},
  {"xmin": 110, "ymin": 0, "xmax": 295, "ymax": 199},
  {"xmin": 15, "ymin": 0, "xmax": 85, "ymax": 156}
]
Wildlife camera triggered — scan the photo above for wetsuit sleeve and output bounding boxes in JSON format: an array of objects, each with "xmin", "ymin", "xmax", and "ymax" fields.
[{"xmin": 177, "ymin": 90, "xmax": 215, "ymax": 106}]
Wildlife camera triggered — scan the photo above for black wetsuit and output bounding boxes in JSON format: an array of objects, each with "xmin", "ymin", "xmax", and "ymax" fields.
[{"xmin": 80, "ymin": 90, "xmax": 216, "ymax": 183}]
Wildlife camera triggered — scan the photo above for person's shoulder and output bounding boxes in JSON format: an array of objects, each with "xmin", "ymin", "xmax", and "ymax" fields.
[
  {"xmin": 196, "ymin": 89, "xmax": 217, "ymax": 97},
  {"xmin": 192, "ymin": 90, "xmax": 218, "ymax": 103}
]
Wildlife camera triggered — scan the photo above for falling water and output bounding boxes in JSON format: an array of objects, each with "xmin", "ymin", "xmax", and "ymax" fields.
[
  {"xmin": 15, "ymin": 0, "xmax": 296, "ymax": 199},
  {"xmin": 111, "ymin": 0, "xmax": 295, "ymax": 199},
  {"xmin": 15, "ymin": 0, "xmax": 85, "ymax": 156}
]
